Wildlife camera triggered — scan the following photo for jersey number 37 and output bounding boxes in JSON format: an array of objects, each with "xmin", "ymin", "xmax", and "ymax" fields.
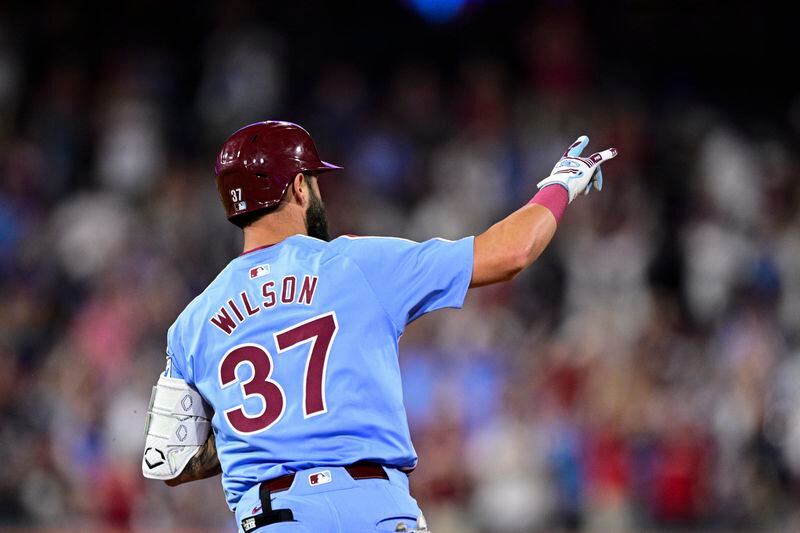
[{"xmin": 218, "ymin": 312, "xmax": 338, "ymax": 435}]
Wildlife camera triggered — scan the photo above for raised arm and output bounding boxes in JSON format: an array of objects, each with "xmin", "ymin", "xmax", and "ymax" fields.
[
  {"xmin": 471, "ymin": 203, "xmax": 558, "ymax": 287},
  {"xmin": 471, "ymin": 136, "xmax": 617, "ymax": 287}
]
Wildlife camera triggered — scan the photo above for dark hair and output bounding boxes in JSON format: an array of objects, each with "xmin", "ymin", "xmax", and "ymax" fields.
[{"xmin": 231, "ymin": 173, "xmax": 310, "ymax": 229}]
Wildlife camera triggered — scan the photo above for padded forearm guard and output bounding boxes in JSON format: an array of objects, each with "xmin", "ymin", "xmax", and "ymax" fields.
[{"xmin": 142, "ymin": 374, "xmax": 212, "ymax": 480}]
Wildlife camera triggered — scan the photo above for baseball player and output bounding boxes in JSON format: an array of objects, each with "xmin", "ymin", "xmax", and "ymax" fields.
[{"xmin": 141, "ymin": 121, "xmax": 616, "ymax": 532}]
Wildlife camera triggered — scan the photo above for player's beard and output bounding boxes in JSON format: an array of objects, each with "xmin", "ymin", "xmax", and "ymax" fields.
[{"xmin": 305, "ymin": 187, "xmax": 330, "ymax": 242}]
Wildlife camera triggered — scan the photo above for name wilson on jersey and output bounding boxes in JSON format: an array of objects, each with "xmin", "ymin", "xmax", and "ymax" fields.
[{"xmin": 209, "ymin": 275, "xmax": 319, "ymax": 335}]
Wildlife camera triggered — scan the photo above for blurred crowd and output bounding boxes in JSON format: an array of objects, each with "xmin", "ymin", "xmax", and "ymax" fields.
[{"xmin": 1, "ymin": 1, "xmax": 799, "ymax": 532}]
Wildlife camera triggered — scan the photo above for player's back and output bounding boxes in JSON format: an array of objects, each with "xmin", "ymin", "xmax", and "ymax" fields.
[{"xmin": 166, "ymin": 233, "xmax": 473, "ymax": 508}]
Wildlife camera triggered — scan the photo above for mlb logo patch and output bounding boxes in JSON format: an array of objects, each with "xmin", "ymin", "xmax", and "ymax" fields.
[
  {"xmin": 249, "ymin": 264, "xmax": 270, "ymax": 279},
  {"xmin": 235, "ymin": 201, "xmax": 247, "ymax": 212},
  {"xmin": 309, "ymin": 470, "xmax": 332, "ymax": 486}
]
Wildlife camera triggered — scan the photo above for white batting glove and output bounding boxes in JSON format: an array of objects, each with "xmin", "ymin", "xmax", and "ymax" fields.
[{"xmin": 537, "ymin": 135, "xmax": 618, "ymax": 203}]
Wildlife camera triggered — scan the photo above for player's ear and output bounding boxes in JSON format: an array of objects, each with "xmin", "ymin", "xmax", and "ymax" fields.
[{"xmin": 291, "ymin": 172, "xmax": 308, "ymax": 208}]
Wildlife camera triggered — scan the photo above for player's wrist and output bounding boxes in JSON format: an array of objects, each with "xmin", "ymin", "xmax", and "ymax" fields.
[{"xmin": 528, "ymin": 184, "xmax": 568, "ymax": 223}]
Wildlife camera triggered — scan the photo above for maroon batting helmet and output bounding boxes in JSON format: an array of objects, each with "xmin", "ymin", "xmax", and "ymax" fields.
[{"xmin": 215, "ymin": 121, "xmax": 342, "ymax": 222}]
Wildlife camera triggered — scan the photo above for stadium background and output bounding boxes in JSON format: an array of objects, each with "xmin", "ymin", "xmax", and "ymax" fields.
[{"xmin": 1, "ymin": 0, "xmax": 799, "ymax": 531}]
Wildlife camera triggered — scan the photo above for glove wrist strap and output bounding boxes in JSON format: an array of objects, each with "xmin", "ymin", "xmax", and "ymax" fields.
[{"xmin": 528, "ymin": 184, "xmax": 568, "ymax": 223}]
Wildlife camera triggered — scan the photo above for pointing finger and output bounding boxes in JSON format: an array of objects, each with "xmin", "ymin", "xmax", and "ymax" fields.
[
  {"xmin": 587, "ymin": 147, "xmax": 618, "ymax": 165},
  {"xmin": 564, "ymin": 135, "xmax": 590, "ymax": 157}
]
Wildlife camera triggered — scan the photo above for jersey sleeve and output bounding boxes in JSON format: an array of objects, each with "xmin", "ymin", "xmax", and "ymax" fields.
[
  {"xmin": 331, "ymin": 235, "xmax": 474, "ymax": 328},
  {"xmin": 165, "ymin": 321, "xmax": 192, "ymax": 383}
]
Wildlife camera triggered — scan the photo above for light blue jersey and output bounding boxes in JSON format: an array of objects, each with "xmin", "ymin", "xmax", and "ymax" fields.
[{"xmin": 165, "ymin": 234, "xmax": 474, "ymax": 509}]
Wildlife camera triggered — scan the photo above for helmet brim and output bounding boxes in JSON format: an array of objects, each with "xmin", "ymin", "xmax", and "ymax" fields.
[{"xmin": 314, "ymin": 161, "xmax": 343, "ymax": 172}]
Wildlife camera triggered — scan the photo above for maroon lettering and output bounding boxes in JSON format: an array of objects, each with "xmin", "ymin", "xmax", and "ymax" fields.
[
  {"xmin": 275, "ymin": 313, "xmax": 338, "ymax": 417},
  {"xmin": 228, "ymin": 299, "xmax": 244, "ymax": 322},
  {"xmin": 210, "ymin": 307, "xmax": 237, "ymax": 335},
  {"xmin": 281, "ymin": 276, "xmax": 297, "ymax": 304},
  {"xmin": 219, "ymin": 344, "xmax": 285, "ymax": 434},
  {"xmin": 298, "ymin": 276, "xmax": 318, "ymax": 305},
  {"xmin": 241, "ymin": 291, "xmax": 260, "ymax": 316},
  {"xmin": 262, "ymin": 281, "xmax": 276, "ymax": 308}
]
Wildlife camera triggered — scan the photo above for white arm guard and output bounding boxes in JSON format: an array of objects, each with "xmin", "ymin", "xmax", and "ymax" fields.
[{"xmin": 142, "ymin": 374, "xmax": 212, "ymax": 480}]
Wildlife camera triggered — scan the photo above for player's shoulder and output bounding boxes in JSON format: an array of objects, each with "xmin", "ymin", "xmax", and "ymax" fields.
[
  {"xmin": 272, "ymin": 234, "xmax": 420, "ymax": 265},
  {"xmin": 330, "ymin": 234, "xmax": 466, "ymax": 260},
  {"xmin": 288, "ymin": 234, "xmax": 338, "ymax": 254},
  {"xmin": 333, "ymin": 234, "xmax": 419, "ymax": 244},
  {"xmin": 329, "ymin": 234, "xmax": 420, "ymax": 256}
]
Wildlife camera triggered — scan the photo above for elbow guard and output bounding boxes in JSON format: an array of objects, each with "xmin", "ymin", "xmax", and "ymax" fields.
[{"xmin": 142, "ymin": 374, "xmax": 212, "ymax": 480}]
